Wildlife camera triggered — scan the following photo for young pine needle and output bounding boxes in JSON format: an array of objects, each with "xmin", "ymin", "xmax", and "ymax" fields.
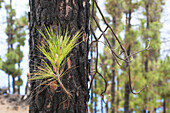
[{"xmin": 29, "ymin": 26, "xmax": 82, "ymax": 99}]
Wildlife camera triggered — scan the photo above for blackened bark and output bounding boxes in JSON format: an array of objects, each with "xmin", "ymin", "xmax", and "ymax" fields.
[{"xmin": 29, "ymin": 0, "xmax": 90, "ymax": 113}]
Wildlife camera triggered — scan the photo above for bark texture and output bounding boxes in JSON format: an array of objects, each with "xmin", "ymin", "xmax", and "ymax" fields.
[{"xmin": 29, "ymin": 0, "xmax": 90, "ymax": 113}]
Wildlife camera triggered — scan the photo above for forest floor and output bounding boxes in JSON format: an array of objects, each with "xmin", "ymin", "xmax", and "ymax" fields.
[{"xmin": 0, "ymin": 94, "xmax": 29, "ymax": 113}]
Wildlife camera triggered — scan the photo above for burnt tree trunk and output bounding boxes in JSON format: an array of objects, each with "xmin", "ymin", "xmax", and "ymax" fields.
[{"xmin": 29, "ymin": 0, "xmax": 90, "ymax": 113}]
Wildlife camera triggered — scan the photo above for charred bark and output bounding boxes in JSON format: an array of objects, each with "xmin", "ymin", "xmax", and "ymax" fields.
[{"xmin": 29, "ymin": 0, "xmax": 90, "ymax": 113}]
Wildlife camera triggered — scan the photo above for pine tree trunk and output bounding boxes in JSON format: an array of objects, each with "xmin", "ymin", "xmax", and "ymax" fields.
[
  {"xmin": 106, "ymin": 101, "xmax": 108, "ymax": 113},
  {"xmin": 116, "ymin": 77, "xmax": 119, "ymax": 113},
  {"xmin": 111, "ymin": 69, "xmax": 115, "ymax": 113},
  {"xmin": 8, "ymin": 74, "xmax": 10, "ymax": 93},
  {"xmin": 163, "ymin": 96, "xmax": 166, "ymax": 113},
  {"xmin": 124, "ymin": 82, "xmax": 130, "ymax": 113},
  {"xmin": 94, "ymin": 80, "xmax": 97, "ymax": 113},
  {"xmin": 90, "ymin": 37, "xmax": 93, "ymax": 113},
  {"xmin": 10, "ymin": 0, "xmax": 14, "ymax": 93},
  {"xmin": 111, "ymin": 16, "xmax": 116, "ymax": 113},
  {"xmin": 154, "ymin": 108, "xmax": 157, "ymax": 113},
  {"xmin": 143, "ymin": 4, "xmax": 150, "ymax": 113},
  {"xmin": 12, "ymin": 75, "xmax": 16, "ymax": 94},
  {"xmin": 18, "ymin": 63, "xmax": 20, "ymax": 94},
  {"xmin": 90, "ymin": 81, "xmax": 93, "ymax": 113},
  {"xmin": 124, "ymin": 5, "xmax": 131, "ymax": 112},
  {"xmin": 29, "ymin": 0, "xmax": 90, "ymax": 113}
]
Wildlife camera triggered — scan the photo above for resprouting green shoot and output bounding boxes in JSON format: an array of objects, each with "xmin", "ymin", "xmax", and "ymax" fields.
[{"xmin": 29, "ymin": 25, "xmax": 82, "ymax": 99}]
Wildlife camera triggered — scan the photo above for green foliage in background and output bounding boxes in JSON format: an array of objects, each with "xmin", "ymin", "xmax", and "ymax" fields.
[
  {"xmin": 90, "ymin": 0, "xmax": 169, "ymax": 113},
  {"xmin": 0, "ymin": 0, "xmax": 3, "ymax": 8},
  {"xmin": 0, "ymin": 2, "xmax": 27, "ymax": 94}
]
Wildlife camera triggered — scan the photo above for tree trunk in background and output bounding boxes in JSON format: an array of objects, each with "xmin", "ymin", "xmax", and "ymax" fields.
[
  {"xmin": 90, "ymin": 83, "xmax": 93, "ymax": 113},
  {"xmin": 124, "ymin": 45, "xmax": 131, "ymax": 113},
  {"xmin": 106, "ymin": 101, "xmax": 108, "ymax": 113},
  {"xmin": 143, "ymin": 4, "xmax": 149, "ymax": 113},
  {"xmin": 124, "ymin": 4, "xmax": 131, "ymax": 111},
  {"xmin": 8, "ymin": 74, "xmax": 10, "ymax": 93},
  {"xmin": 29, "ymin": 0, "xmax": 90, "ymax": 112},
  {"xmin": 111, "ymin": 70, "xmax": 115, "ymax": 113},
  {"xmin": 12, "ymin": 75, "xmax": 15, "ymax": 94},
  {"xmin": 124, "ymin": 82, "xmax": 130, "ymax": 113},
  {"xmin": 117, "ymin": 77, "xmax": 119, "ymax": 113},
  {"xmin": 18, "ymin": 63, "xmax": 21, "ymax": 94},
  {"xmin": 90, "ymin": 36, "xmax": 93, "ymax": 113},
  {"xmin": 154, "ymin": 108, "xmax": 157, "ymax": 113},
  {"xmin": 94, "ymin": 80, "xmax": 97, "ymax": 113},
  {"xmin": 10, "ymin": 0, "xmax": 15, "ymax": 94},
  {"xmin": 163, "ymin": 96, "xmax": 166, "ymax": 113},
  {"xmin": 111, "ymin": 16, "xmax": 116, "ymax": 113}
]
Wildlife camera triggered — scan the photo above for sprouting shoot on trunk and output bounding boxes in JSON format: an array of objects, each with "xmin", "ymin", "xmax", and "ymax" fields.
[{"xmin": 29, "ymin": 26, "xmax": 82, "ymax": 99}]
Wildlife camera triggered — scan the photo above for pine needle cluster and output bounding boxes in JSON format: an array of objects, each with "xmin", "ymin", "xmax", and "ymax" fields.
[{"xmin": 30, "ymin": 26, "xmax": 82, "ymax": 98}]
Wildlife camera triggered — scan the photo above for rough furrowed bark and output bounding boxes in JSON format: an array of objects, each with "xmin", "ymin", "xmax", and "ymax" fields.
[{"xmin": 29, "ymin": 0, "xmax": 90, "ymax": 113}]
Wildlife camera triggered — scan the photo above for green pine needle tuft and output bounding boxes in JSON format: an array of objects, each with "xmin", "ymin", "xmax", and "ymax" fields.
[{"xmin": 29, "ymin": 25, "xmax": 82, "ymax": 97}]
